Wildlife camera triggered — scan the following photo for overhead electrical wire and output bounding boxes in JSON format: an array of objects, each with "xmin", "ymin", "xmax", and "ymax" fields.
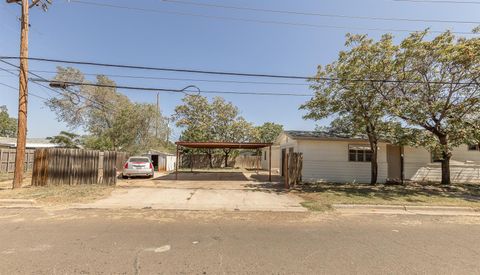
[
  {"xmin": 0, "ymin": 81, "xmax": 49, "ymax": 101},
  {"xmin": 394, "ymin": 0, "xmax": 480, "ymax": 4},
  {"xmin": 1, "ymin": 56, "xmax": 479, "ymax": 86},
  {"xmin": 0, "ymin": 60, "xmax": 115, "ymax": 111},
  {"xmin": 0, "ymin": 68, "xmax": 312, "ymax": 86},
  {"xmin": 162, "ymin": 0, "xmax": 480, "ymax": 25},
  {"xmin": 31, "ymin": 79, "xmax": 315, "ymax": 97},
  {"xmin": 66, "ymin": 0, "xmax": 477, "ymax": 35}
]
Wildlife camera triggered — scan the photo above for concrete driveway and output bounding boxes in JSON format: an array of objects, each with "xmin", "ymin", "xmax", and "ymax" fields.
[{"xmin": 77, "ymin": 170, "xmax": 306, "ymax": 212}]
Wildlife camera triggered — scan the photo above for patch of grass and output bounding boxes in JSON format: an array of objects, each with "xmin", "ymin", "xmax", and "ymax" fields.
[
  {"xmin": 300, "ymin": 201, "xmax": 333, "ymax": 212},
  {"xmin": 0, "ymin": 185, "xmax": 114, "ymax": 205},
  {"xmin": 295, "ymin": 182, "xmax": 480, "ymax": 208},
  {"xmin": 0, "ymin": 173, "xmax": 32, "ymax": 188}
]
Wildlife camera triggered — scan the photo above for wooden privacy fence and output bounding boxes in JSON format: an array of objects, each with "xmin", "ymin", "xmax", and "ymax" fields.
[
  {"xmin": 234, "ymin": 155, "xmax": 261, "ymax": 169},
  {"xmin": 32, "ymin": 148, "xmax": 120, "ymax": 186},
  {"xmin": 0, "ymin": 148, "xmax": 35, "ymax": 173},
  {"xmin": 180, "ymin": 154, "xmax": 261, "ymax": 169},
  {"xmin": 284, "ymin": 152, "xmax": 303, "ymax": 188}
]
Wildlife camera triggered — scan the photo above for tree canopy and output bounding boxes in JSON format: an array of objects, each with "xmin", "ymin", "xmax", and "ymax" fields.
[
  {"xmin": 253, "ymin": 122, "xmax": 284, "ymax": 143},
  {"xmin": 47, "ymin": 67, "xmax": 172, "ymax": 153},
  {"xmin": 303, "ymin": 29, "xmax": 480, "ymax": 185},
  {"xmin": 301, "ymin": 34, "xmax": 398, "ymax": 184},
  {"xmin": 47, "ymin": 131, "xmax": 81, "ymax": 148},
  {"xmin": 172, "ymin": 95, "xmax": 255, "ymax": 167},
  {"xmin": 0, "ymin": 105, "xmax": 17, "ymax": 138}
]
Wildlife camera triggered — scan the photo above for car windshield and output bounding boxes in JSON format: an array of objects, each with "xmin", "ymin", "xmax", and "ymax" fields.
[{"xmin": 129, "ymin": 158, "xmax": 150, "ymax": 163}]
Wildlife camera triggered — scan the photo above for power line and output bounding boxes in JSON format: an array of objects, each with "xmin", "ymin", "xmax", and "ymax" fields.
[
  {"xmin": 163, "ymin": 0, "xmax": 480, "ymax": 25},
  {"xmin": 31, "ymin": 79, "xmax": 315, "ymax": 97},
  {"xmin": 0, "ymin": 81, "xmax": 50, "ymax": 101},
  {"xmin": 1, "ymin": 68, "xmax": 311, "ymax": 86},
  {"xmin": 394, "ymin": 0, "xmax": 480, "ymax": 4},
  {"xmin": 0, "ymin": 59, "xmax": 115, "ymax": 111},
  {"xmin": 1, "ymin": 56, "xmax": 479, "ymax": 86},
  {"xmin": 67, "ymin": 0, "xmax": 477, "ymax": 35},
  {"xmin": 0, "ymin": 65, "xmax": 57, "ymax": 98}
]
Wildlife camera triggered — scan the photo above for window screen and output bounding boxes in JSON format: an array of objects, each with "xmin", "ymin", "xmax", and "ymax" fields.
[{"xmin": 348, "ymin": 145, "xmax": 372, "ymax": 162}]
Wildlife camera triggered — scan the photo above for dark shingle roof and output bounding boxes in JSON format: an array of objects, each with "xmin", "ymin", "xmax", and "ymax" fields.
[{"xmin": 284, "ymin": 130, "xmax": 369, "ymax": 141}]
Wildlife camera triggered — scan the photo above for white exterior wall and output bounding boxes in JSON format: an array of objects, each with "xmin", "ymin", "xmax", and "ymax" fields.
[
  {"xmin": 403, "ymin": 146, "xmax": 432, "ymax": 180},
  {"xmin": 261, "ymin": 145, "xmax": 280, "ymax": 173},
  {"xmin": 165, "ymin": 155, "xmax": 177, "ymax": 171},
  {"xmin": 296, "ymin": 139, "xmax": 389, "ymax": 183},
  {"xmin": 404, "ymin": 145, "xmax": 480, "ymax": 183},
  {"xmin": 451, "ymin": 145, "xmax": 480, "ymax": 163}
]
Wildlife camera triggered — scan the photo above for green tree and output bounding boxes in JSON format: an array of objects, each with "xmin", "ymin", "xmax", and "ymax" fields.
[
  {"xmin": 210, "ymin": 97, "xmax": 253, "ymax": 167},
  {"xmin": 172, "ymin": 95, "xmax": 253, "ymax": 167},
  {"xmin": 387, "ymin": 30, "xmax": 480, "ymax": 185},
  {"xmin": 253, "ymin": 122, "xmax": 283, "ymax": 143},
  {"xmin": 301, "ymin": 34, "xmax": 398, "ymax": 184},
  {"xmin": 0, "ymin": 106, "xmax": 17, "ymax": 138},
  {"xmin": 47, "ymin": 131, "xmax": 81, "ymax": 148},
  {"xmin": 173, "ymin": 94, "xmax": 216, "ymax": 167},
  {"xmin": 47, "ymin": 67, "xmax": 170, "ymax": 154}
]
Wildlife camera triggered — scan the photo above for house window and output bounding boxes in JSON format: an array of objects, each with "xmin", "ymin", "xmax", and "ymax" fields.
[
  {"xmin": 468, "ymin": 144, "xmax": 480, "ymax": 151},
  {"xmin": 348, "ymin": 145, "xmax": 372, "ymax": 162}
]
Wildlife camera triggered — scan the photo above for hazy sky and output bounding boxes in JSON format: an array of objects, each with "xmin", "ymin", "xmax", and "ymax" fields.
[{"xmin": 1, "ymin": 0, "xmax": 478, "ymax": 140}]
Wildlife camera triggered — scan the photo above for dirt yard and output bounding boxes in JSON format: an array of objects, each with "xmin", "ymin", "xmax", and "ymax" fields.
[{"xmin": 0, "ymin": 178, "xmax": 114, "ymax": 206}]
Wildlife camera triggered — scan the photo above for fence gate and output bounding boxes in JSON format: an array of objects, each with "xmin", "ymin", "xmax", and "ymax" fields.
[
  {"xmin": 283, "ymin": 152, "xmax": 303, "ymax": 188},
  {"xmin": 32, "ymin": 148, "xmax": 118, "ymax": 186}
]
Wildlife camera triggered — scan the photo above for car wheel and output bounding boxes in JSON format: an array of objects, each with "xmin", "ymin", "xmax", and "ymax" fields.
[{"xmin": 122, "ymin": 174, "xmax": 128, "ymax": 179}]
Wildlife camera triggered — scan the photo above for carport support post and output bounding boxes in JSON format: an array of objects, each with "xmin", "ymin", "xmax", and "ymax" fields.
[
  {"xmin": 175, "ymin": 145, "xmax": 179, "ymax": 180},
  {"xmin": 284, "ymin": 152, "xmax": 289, "ymax": 189},
  {"xmin": 268, "ymin": 146, "xmax": 272, "ymax": 182}
]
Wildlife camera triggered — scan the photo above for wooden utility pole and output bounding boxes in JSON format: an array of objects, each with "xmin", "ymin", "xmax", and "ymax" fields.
[
  {"xmin": 11, "ymin": 0, "xmax": 29, "ymax": 189},
  {"xmin": 7, "ymin": 0, "xmax": 48, "ymax": 188}
]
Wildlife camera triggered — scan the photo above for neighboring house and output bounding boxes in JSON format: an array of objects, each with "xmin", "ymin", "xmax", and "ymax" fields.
[
  {"xmin": 261, "ymin": 131, "xmax": 480, "ymax": 184},
  {"xmin": 143, "ymin": 150, "xmax": 176, "ymax": 172},
  {"xmin": 0, "ymin": 137, "xmax": 59, "ymax": 149}
]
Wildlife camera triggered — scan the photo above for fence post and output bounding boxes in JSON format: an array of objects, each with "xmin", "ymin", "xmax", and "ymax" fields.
[{"xmin": 284, "ymin": 153, "xmax": 289, "ymax": 189}]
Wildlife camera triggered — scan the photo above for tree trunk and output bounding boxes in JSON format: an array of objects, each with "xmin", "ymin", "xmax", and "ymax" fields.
[
  {"xmin": 205, "ymin": 150, "xmax": 213, "ymax": 169},
  {"xmin": 224, "ymin": 152, "xmax": 229, "ymax": 168},
  {"xmin": 441, "ymin": 155, "xmax": 451, "ymax": 185},
  {"xmin": 370, "ymin": 142, "xmax": 378, "ymax": 185},
  {"xmin": 438, "ymin": 135, "xmax": 451, "ymax": 185},
  {"xmin": 367, "ymin": 130, "xmax": 378, "ymax": 185}
]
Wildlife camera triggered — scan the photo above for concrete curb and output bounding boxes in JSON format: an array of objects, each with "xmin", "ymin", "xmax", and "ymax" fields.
[
  {"xmin": 0, "ymin": 199, "xmax": 36, "ymax": 205},
  {"xmin": 333, "ymin": 204, "xmax": 479, "ymax": 216},
  {"xmin": 0, "ymin": 199, "xmax": 38, "ymax": 209}
]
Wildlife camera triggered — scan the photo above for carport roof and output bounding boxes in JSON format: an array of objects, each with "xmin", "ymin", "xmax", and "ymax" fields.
[{"xmin": 175, "ymin": 141, "xmax": 272, "ymax": 149}]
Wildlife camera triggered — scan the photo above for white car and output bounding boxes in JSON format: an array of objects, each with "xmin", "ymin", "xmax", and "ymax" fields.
[{"xmin": 122, "ymin": 156, "xmax": 154, "ymax": 179}]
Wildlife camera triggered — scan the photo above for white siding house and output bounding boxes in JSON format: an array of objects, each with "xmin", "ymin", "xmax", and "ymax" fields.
[{"xmin": 261, "ymin": 131, "xmax": 480, "ymax": 184}]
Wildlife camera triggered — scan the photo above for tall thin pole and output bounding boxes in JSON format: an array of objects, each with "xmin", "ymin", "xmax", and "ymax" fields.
[
  {"xmin": 268, "ymin": 146, "xmax": 272, "ymax": 182},
  {"xmin": 12, "ymin": 0, "xmax": 29, "ymax": 189},
  {"xmin": 155, "ymin": 92, "xmax": 159, "ymax": 138},
  {"xmin": 175, "ymin": 145, "xmax": 179, "ymax": 180}
]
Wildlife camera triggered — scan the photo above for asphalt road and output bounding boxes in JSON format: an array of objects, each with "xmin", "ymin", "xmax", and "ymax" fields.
[{"xmin": 0, "ymin": 208, "xmax": 479, "ymax": 275}]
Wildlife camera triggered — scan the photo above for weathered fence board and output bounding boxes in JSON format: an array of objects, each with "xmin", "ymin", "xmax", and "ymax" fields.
[
  {"xmin": 284, "ymin": 152, "xmax": 303, "ymax": 188},
  {"xmin": 234, "ymin": 155, "xmax": 262, "ymax": 169},
  {"xmin": 0, "ymin": 149, "xmax": 35, "ymax": 173},
  {"xmin": 32, "ymin": 148, "xmax": 118, "ymax": 186},
  {"xmin": 180, "ymin": 154, "xmax": 261, "ymax": 169}
]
